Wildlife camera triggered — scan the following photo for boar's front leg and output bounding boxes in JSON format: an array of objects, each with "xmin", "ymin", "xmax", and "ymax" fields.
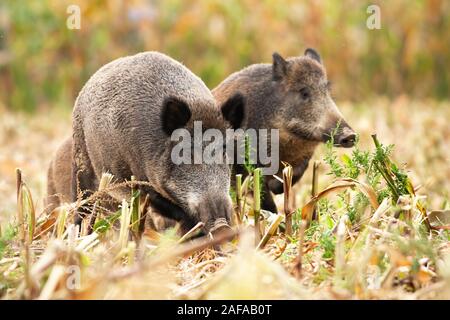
[
  {"xmin": 261, "ymin": 178, "xmax": 278, "ymax": 213},
  {"xmin": 71, "ymin": 130, "xmax": 98, "ymax": 227}
]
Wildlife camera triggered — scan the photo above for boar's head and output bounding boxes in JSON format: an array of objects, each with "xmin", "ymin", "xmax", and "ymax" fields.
[
  {"xmin": 272, "ymin": 48, "xmax": 356, "ymax": 147},
  {"xmin": 155, "ymin": 93, "xmax": 245, "ymax": 236}
]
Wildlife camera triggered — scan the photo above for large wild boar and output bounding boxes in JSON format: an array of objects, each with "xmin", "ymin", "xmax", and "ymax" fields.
[
  {"xmin": 70, "ymin": 52, "xmax": 245, "ymax": 234},
  {"xmin": 213, "ymin": 48, "xmax": 356, "ymax": 212}
]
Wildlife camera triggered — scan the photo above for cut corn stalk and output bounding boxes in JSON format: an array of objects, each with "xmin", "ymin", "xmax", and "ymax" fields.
[
  {"xmin": 334, "ymin": 215, "xmax": 349, "ymax": 285},
  {"xmin": 240, "ymin": 175, "xmax": 251, "ymax": 218},
  {"xmin": 127, "ymin": 241, "xmax": 136, "ymax": 265},
  {"xmin": 99, "ymin": 172, "xmax": 114, "ymax": 191},
  {"xmin": 17, "ymin": 183, "xmax": 35, "ymax": 244},
  {"xmin": 257, "ymin": 213, "xmax": 283, "ymax": 249},
  {"xmin": 292, "ymin": 220, "xmax": 307, "ymax": 278},
  {"xmin": 16, "ymin": 168, "xmax": 24, "ymax": 242},
  {"xmin": 67, "ymin": 224, "xmax": 79, "ymax": 251},
  {"xmin": 138, "ymin": 194, "xmax": 150, "ymax": 237},
  {"xmin": 283, "ymin": 164, "xmax": 293, "ymax": 236},
  {"xmin": 235, "ymin": 174, "xmax": 243, "ymax": 224},
  {"xmin": 56, "ymin": 207, "xmax": 68, "ymax": 239},
  {"xmin": 369, "ymin": 197, "xmax": 391, "ymax": 227},
  {"xmin": 253, "ymin": 168, "xmax": 262, "ymax": 245},
  {"xmin": 76, "ymin": 232, "xmax": 99, "ymax": 252},
  {"xmin": 119, "ymin": 199, "xmax": 131, "ymax": 251},
  {"xmin": 311, "ymin": 161, "xmax": 320, "ymax": 220},
  {"xmin": 37, "ymin": 265, "xmax": 66, "ymax": 300},
  {"xmin": 90, "ymin": 172, "xmax": 115, "ymax": 231},
  {"xmin": 130, "ymin": 188, "xmax": 141, "ymax": 237},
  {"xmin": 29, "ymin": 241, "xmax": 66, "ymax": 289}
]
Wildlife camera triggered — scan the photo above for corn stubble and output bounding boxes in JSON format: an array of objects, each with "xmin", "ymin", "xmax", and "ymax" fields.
[{"xmin": 0, "ymin": 133, "xmax": 450, "ymax": 299}]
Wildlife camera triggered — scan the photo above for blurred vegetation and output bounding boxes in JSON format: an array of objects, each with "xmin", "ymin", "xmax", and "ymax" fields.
[{"xmin": 0, "ymin": 0, "xmax": 449, "ymax": 112}]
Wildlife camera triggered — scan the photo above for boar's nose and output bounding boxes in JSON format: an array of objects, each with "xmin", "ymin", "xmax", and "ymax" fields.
[
  {"xmin": 336, "ymin": 128, "xmax": 356, "ymax": 148},
  {"xmin": 199, "ymin": 197, "xmax": 233, "ymax": 235},
  {"xmin": 209, "ymin": 217, "xmax": 232, "ymax": 238}
]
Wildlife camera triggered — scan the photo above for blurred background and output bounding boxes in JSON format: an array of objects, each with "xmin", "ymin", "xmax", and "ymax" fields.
[
  {"xmin": 0, "ymin": 0, "xmax": 449, "ymax": 112},
  {"xmin": 0, "ymin": 0, "xmax": 449, "ymax": 219}
]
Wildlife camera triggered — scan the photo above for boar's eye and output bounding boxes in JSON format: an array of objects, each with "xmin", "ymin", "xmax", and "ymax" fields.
[{"xmin": 299, "ymin": 87, "xmax": 311, "ymax": 101}]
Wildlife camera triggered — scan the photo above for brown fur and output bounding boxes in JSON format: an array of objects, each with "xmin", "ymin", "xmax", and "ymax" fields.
[
  {"xmin": 213, "ymin": 49, "xmax": 355, "ymax": 211},
  {"xmin": 45, "ymin": 137, "xmax": 72, "ymax": 212}
]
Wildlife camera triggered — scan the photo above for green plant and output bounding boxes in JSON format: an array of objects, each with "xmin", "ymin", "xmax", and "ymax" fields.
[
  {"xmin": 320, "ymin": 231, "xmax": 336, "ymax": 260},
  {"xmin": 0, "ymin": 224, "xmax": 18, "ymax": 259}
]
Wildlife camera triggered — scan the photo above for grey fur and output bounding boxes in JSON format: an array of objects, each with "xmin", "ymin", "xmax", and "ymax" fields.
[{"xmin": 71, "ymin": 51, "xmax": 244, "ymax": 233}]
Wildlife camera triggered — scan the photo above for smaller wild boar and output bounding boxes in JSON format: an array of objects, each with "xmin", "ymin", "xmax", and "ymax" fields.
[
  {"xmin": 213, "ymin": 49, "xmax": 356, "ymax": 212},
  {"xmin": 71, "ymin": 52, "xmax": 245, "ymax": 234}
]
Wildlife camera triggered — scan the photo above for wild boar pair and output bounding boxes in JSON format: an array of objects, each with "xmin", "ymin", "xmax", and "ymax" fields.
[{"xmin": 47, "ymin": 49, "xmax": 355, "ymax": 235}]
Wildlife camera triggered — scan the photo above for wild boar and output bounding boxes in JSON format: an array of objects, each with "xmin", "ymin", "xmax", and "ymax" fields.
[
  {"xmin": 71, "ymin": 52, "xmax": 244, "ymax": 234},
  {"xmin": 213, "ymin": 48, "xmax": 355, "ymax": 212}
]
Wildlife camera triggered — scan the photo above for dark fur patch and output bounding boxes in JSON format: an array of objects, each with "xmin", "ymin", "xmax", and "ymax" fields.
[
  {"xmin": 305, "ymin": 48, "xmax": 321, "ymax": 64},
  {"xmin": 221, "ymin": 93, "xmax": 245, "ymax": 129},
  {"xmin": 145, "ymin": 187, "xmax": 197, "ymax": 229},
  {"xmin": 161, "ymin": 97, "xmax": 192, "ymax": 135},
  {"xmin": 272, "ymin": 52, "xmax": 288, "ymax": 80}
]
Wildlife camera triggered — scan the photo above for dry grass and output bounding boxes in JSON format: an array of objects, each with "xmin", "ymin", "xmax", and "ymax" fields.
[{"xmin": 0, "ymin": 97, "xmax": 449, "ymax": 299}]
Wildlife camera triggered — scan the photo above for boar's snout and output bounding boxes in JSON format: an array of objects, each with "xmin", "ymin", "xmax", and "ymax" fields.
[
  {"xmin": 196, "ymin": 196, "xmax": 233, "ymax": 235},
  {"xmin": 209, "ymin": 217, "xmax": 232, "ymax": 238},
  {"xmin": 335, "ymin": 126, "xmax": 356, "ymax": 148}
]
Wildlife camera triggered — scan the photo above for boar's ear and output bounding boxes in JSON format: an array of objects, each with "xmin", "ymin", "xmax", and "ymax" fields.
[
  {"xmin": 272, "ymin": 52, "xmax": 287, "ymax": 80},
  {"xmin": 305, "ymin": 48, "xmax": 321, "ymax": 64},
  {"xmin": 161, "ymin": 97, "xmax": 192, "ymax": 135},
  {"xmin": 221, "ymin": 93, "xmax": 245, "ymax": 129}
]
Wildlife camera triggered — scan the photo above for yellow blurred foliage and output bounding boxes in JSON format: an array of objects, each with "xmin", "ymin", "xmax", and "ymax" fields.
[{"xmin": 0, "ymin": 0, "xmax": 449, "ymax": 112}]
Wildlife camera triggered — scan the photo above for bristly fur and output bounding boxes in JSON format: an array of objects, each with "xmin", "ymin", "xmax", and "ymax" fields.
[
  {"xmin": 68, "ymin": 51, "xmax": 244, "ymax": 233},
  {"xmin": 213, "ymin": 49, "xmax": 354, "ymax": 212}
]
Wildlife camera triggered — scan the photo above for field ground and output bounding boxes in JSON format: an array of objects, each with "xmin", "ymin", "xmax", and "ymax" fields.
[
  {"xmin": 1, "ymin": 97, "xmax": 449, "ymax": 220},
  {"xmin": 0, "ymin": 97, "xmax": 449, "ymax": 299}
]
